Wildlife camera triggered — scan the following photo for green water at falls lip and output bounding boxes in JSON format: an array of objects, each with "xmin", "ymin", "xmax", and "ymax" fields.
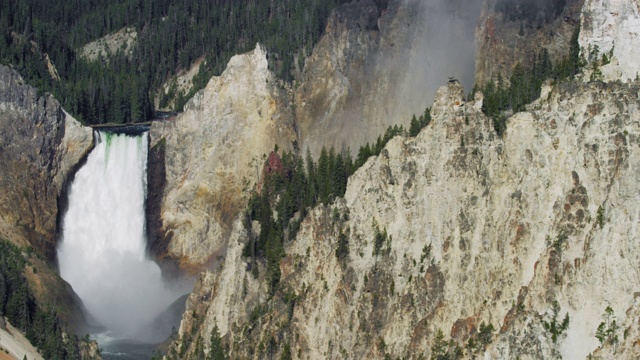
[{"xmin": 57, "ymin": 130, "xmax": 187, "ymax": 344}]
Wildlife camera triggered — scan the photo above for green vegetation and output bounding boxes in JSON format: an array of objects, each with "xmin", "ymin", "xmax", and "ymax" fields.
[
  {"xmin": 585, "ymin": 44, "xmax": 615, "ymax": 82},
  {"xmin": 409, "ymin": 108, "xmax": 432, "ymax": 137},
  {"xmin": 0, "ymin": 0, "xmax": 355, "ymax": 124},
  {"xmin": 208, "ymin": 322, "xmax": 228, "ymax": 360},
  {"xmin": 377, "ymin": 337, "xmax": 392, "ymax": 359},
  {"xmin": 466, "ymin": 322, "xmax": 494, "ymax": 354},
  {"xmin": 595, "ymin": 306, "xmax": 619, "ymax": 347},
  {"xmin": 243, "ymin": 146, "xmax": 354, "ymax": 292},
  {"xmin": 478, "ymin": 25, "xmax": 584, "ymax": 136},
  {"xmin": 355, "ymin": 124, "xmax": 408, "ymax": 169},
  {"xmin": 169, "ymin": 318, "xmax": 228, "ymax": 360},
  {"xmin": 420, "ymin": 243, "xmax": 433, "ymax": 265},
  {"xmin": 335, "ymin": 232, "xmax": 350, "ymax": 264},
  {"xmin": 372, "ymin": 219, "xmax": 390, "ymax": 257},
  {"xmin": 552, "ymin": 232, "xmax": 568, "ymax": 255},
  {"xmin": 280, "ymin": 343, "xmax": 292, "ymax": 360},
  {"xmin": 597, "ymin": 205, "xmax": 605, "ymax": 229},
  {"xmin": 495, "ymin": 0, "xmax": 566, "ymax": 25},
  {"xmin": 479, "ymin": 50, "xmax": 552, "ymax": 135},
  {"xmin": 543, "ymin": 301, "xmax": 570, "ymax": 344},
  {"xmin": 190, "ymin": 336, "xmax": 206, "ymax": 359},
  {"xmin": 431, "ymin": 329, "xmax": 463, "ymax": 360},
  {"xmin": 243, "ymin": 110, "xmax": 431, "ymax": 293},
  {"xmin": 0, "ymin": 240, "xmax": 85, "ymax": 359},
  {"xmin": 178, "ymin": 325, "xmax": 228, "ymax": 360},
  {"xmin": 477, "ymin": 322, "xmax": 495, "ymax": 347}
]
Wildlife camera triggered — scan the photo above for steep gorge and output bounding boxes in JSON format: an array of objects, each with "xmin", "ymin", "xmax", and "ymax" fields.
[
  {"xmin": 0, "ymin": 64, "xmax": 93, "ymax": 325},
  {"xmin": 295, "ymin": 0, "xmax": 482, "ymax": 157},
  {"xmin": 1, "ymin": 0, "xmax": 639, "ymax": 359},
  {"xmin": 148, "ymin": 0, "xmax": 484, "ymax": 269},
  {"xmin": 0, "ymin": 64, "xmax": 100, "ymax": 358},
  {"xmin": 148, "ymin": 45, "xmax": 297, "ymax": 269},
  {"xmin": 169, "ymin": 77, "xmax": 640, "ymax": 360},
  {"xmin": 164, "ymin": 0, "xmax": 640, "ymax": 359}
]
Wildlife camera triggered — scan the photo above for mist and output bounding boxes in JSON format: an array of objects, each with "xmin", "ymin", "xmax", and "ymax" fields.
[
  {"xmin": 402, "ymin": 0, "xmax": 484, "ymax": 104},
  {"xmin": 298, "ymin": 0, "xmax": 487, "ymax": 157},
  {"xmin": 57, "ymin": 132, "xmax": 190, "ymax": 343}
]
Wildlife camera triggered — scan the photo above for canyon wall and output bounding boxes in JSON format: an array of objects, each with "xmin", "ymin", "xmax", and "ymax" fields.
[
  {"xmin": 151, "ymin": 0, "xmax": 484, "ymax": 268},
  {"xmin": 295, "ymin": 0, "xmax": 482, "ymax": 157},
  {"xmin": 475, "ymin": 0, "xmax": 585, "ymax": 86},
  {"xmin": 148, "ymin": 45, "xmax": 297, "ymax": 269},
  {"xmin": 579, "ymin": 0, "xmax": 640, "ymax": 82},
  {"xmin": 165, "ymin": 0, "xmax": 640, "ymax": 357},
  {"xmin": 170, "ymin": 76, "xmax": 640, "ymax": 360},
  {"xmin": 0, "ymin": 64, "xmax": 95, "ymax": 331},
  {"xmin": 0, "ymin": 65, "xmax": 93, "ymax": 258}
]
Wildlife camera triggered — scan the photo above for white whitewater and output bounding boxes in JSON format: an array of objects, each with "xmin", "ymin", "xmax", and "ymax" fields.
[{"xmin": 58, "ymin": 131, "xmax": 180, "ymax": 342}]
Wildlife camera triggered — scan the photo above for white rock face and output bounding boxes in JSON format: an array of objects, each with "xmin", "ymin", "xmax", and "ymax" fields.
[
  {"xmin": 580, "ymin": 0, "xmax": 640, "ymax": 81},
  {"xmin": 78, "ymin": 26, "xmax": 138, "ymax": 62},
  {"xmin": 161, "ymin": 0, "xmax": 640, "ymax": 356},
  {"xmin": 156, "ymin": 57, "xmax": 206, "ymax": 111},
  {"xmin": 149, "ymin": 0, "xmax": 485, "ymax": 266},
  {"xmin": 149, "ymin": 44, "xmax": 296, "ymax": 267},
  {"xmin": 0, "ymin": 319, "xmax": 44, "ymax": 360},
  {"xmin": 171, "ymin": 219, "xmax": 266, "ymax": 341},
  {"xmin": 169, "ymin": 80, "xmax": 640, "ymax": 359}
]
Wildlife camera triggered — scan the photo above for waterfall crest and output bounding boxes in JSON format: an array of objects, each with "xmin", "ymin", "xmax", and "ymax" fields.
[{"xmin": 58, "ymin": 131, "xmax": 181, "ymax": 342}]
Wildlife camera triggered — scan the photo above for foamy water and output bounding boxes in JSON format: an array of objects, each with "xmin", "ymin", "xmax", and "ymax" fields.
[{"xmin": 58, "ymin": 131, "xmax": 185, "ymax": 343}]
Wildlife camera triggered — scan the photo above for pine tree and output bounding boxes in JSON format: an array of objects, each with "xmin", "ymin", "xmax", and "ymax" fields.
[
  {"xmin": 305, "ymin": 147, "xmax": 317, "ymax": 206},
  {"xmin": 409, "ymin": 114, "xmax": 420, "ymax": 136},
  {"xmin": 209, "ymin": 322, "xmax": 227, "ymax": 360},
  {"xmin": 317, "ymin": 147, "xmax": 330, "ymax": 204},
  {"xmin": 280, "ymin": 343, "xmax": 292, "ymax": 360}
]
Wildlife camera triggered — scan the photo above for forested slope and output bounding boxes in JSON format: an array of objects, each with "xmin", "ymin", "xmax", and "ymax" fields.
[{"xmin": 0, "ymin": 0, "xmax": 355, "ymax": 124}]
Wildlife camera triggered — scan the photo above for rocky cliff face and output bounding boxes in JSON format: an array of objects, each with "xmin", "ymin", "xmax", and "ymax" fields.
[
  {"xmin": 150, "ymin": 0, "xmax": 484, "ymax": 268},
  {"xmin": 579, "ymin": 0, "xmax": 640, "ymax": 82},
  {"xmin": 295, "ymin": 0, "xmax": 481, "ymax": 157},
  {"xmin": 168, "ymin": 76, "xmax": 640, "ymax": 359},
  {"xmin": 0, "ymin": 64, "xmax": 93, "ymax": 259},
  {"xmin": 148, "ymin": 45, "xmax": 297, "ymax": 269},
  {"xmin": 475, "ymin": 0, "xmax": 585, "ymax": 86},
  {"xmin": 0, "ymin": 64, "xmax": 95, "ymax": 331},
  {"xmin": 156, "ymin": 2, "xmax": 640, "ymax": 357},
  {"xmin": 78, "ymin": 26, "xmax": 138, "ymax": 63}
]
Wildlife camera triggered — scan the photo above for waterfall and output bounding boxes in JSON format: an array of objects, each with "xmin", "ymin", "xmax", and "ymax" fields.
[{"xmin": 57, "ymin": 131, "xmax": 181, "ymax": 343}]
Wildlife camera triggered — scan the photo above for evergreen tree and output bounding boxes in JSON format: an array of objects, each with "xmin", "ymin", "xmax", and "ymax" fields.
[
  {"xmin": 356, "ymin": 143, "xmax": 372, "ymax": 168},
  {"xmin": 317, "ymin": 147, "xmax": 330, "ymax": 204},
  {"xmin": 280, "ymin": 343, "xmax": 292, "ymax": 360},
  {"xmin": 479, "ymin": 31, "xmax": 583, "ymax": 136},
  {"xmin": 305, "ymin": 147, "xmax": 318, "ymax": 206},
  {"xmin": 209, "ymin": 322, "xmax": 227, "ymax": 360},
  {"xmin": 0, "ymin": 240, "xmax": 84, "ymax": 359},
  {"xmin": 241, "ymin": 111, "xmax": 418, "ymax": 293},
  {"xmin": 0, "ymin": 0, "xmax": 356, "ymax": 124}
]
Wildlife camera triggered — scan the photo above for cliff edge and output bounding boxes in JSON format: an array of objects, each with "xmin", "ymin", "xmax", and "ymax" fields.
[
  {"xmin": 148, "ymin": 45, "xmax": 297, "ymax": 269},
  {"xmin": 0, "ymin": 65, "xmax": 93, "ymax": 258},
  {"xmin": 165, "ymin": 0, "xmax": 640, "ymax": 355}
]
